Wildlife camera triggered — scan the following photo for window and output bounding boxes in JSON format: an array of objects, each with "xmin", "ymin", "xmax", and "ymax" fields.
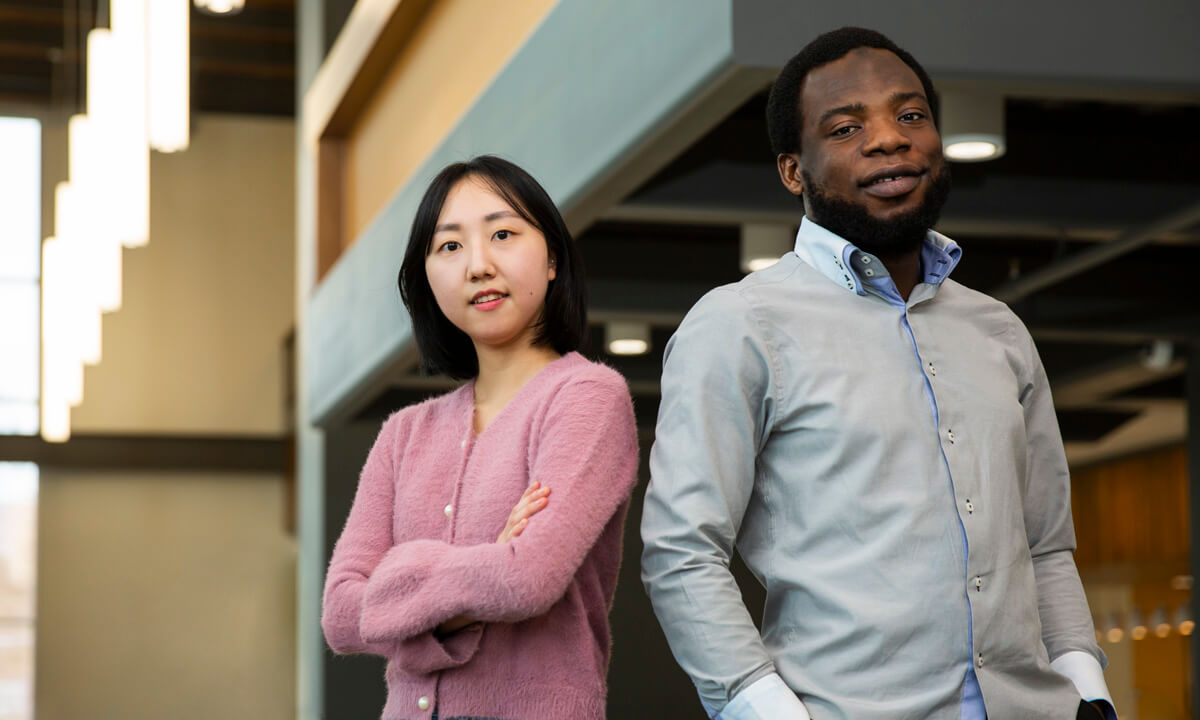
[
  {"xmin": 0, "ymin": 117, "xmax": 41, "ymax": 436},
  {"xmin": 0, "ymin": 462, "xmax": 37, "ymax": 720}
]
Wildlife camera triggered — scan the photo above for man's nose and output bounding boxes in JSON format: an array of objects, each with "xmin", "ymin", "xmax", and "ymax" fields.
[{"xmin": 863, "ymin": 119, "xmax": 911, "ymax": 155}]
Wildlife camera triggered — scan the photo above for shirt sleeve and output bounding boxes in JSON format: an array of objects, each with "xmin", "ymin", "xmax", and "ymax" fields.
[
  {"xmin": 709, "ymin": 674, "xmax": 812, "ymax": 720},
  {"xmin": 640, "ymin": 288, "xmax": 798, "ymax": 715},
  {"xmin": 1050, "ymin": 651, "xmax": 1117, "ymax": 719},
  {"xmin": 1017, "ymin": 326, "xmax": 1111, "ymax": 675},
  {"xmin": 357, "ymin": 374, "xmax": 639, "ymax": 644}
]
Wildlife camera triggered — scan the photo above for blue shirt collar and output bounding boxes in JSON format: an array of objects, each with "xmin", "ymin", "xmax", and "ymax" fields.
[{"xmin": 792, "ymin": 217, "xmax": 962, "ymax": 297}]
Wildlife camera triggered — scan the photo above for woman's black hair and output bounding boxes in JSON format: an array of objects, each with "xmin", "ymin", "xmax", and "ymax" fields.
[{"xmin": 398, "ymin": 155, "xmax": 588, "ymax": 380}]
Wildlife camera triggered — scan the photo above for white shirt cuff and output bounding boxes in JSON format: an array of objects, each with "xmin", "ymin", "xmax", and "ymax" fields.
[
  {"xmin": 1050, "ymin": 650, "xmax": 1116, "ymax": 718},
  {"xmin": 704, "ymin": 673, "xmax": 811, "ymax": 720}
]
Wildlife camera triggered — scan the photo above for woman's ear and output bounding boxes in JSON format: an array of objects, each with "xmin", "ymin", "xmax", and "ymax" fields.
[{"xmin": 547, "ymin": 254, "xmax": 557, "ymax": 282}]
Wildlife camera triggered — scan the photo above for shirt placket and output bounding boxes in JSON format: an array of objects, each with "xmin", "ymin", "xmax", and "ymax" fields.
[{"xmin": 907, "ymin": 307, "xmax": 987, "ymax": 713}]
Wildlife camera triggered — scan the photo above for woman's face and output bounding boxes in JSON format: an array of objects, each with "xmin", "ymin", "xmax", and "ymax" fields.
[{"xmin": 425, "ymin": 177, "xmax": 556, "ymax": 352}]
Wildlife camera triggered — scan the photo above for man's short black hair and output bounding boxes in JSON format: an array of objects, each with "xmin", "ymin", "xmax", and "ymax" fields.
[
  {"xmin": 398, "ymin": 155, "xmax": 587, "ymax": 380},
  {"xmin": 766, "ymin": 27, "xmax": 939, "ymax": 158}
]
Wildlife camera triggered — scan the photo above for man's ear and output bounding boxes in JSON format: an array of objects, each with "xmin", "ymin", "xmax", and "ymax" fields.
[{"xmin": 776, "ymin": 154, "xmax": 804, "ymax": 197}]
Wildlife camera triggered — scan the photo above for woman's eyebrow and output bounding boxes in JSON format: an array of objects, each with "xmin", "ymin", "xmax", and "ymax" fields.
[{"xmin": 484, "ymin": 210, "xmax": 520, "ymax": 222}]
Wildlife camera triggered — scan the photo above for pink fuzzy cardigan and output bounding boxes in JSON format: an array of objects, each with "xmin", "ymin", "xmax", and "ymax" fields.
[{"xmin": 322, "ymin": 353, "xmax": 639, "ymax": 720}]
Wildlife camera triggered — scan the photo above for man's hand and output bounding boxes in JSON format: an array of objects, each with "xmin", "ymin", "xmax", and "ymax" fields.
[{"xmin": 496, "ymin": 481, "xmax": 550, "ymax": 543}]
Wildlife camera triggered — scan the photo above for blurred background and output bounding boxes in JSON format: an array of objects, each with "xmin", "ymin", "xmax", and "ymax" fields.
[{"xmin": 0, "ymin": 1, "xmax": 1197, "ymax": 718}]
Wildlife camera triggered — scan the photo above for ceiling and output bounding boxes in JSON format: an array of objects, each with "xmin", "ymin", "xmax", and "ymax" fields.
[{"xmin": 0, "ymin": 0, "xmax": 295, "ymax": 116}]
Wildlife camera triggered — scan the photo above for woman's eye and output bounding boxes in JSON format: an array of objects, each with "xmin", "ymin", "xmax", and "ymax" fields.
[
  {"xmin": 493, "ymin": 229, "xmax": 512, "ymax": 241},
  {"xmin": 438, "ymin": 240, "xmax": 461, "ymax": 253}
]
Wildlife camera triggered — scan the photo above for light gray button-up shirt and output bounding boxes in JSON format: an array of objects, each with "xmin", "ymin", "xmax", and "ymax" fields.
[{"xmin": 641, "ymin": 219, "xmax": 1110, "ymax": 719}]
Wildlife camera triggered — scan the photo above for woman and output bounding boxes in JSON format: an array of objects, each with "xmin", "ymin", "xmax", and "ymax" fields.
[{"xmin": 321, "ymin": 156, "xmax": 639, "ymax": 720}]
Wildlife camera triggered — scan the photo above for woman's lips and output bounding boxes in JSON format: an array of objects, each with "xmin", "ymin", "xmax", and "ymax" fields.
[
  {"xmin": 861, "ymin": 174, "xmax": 921, "ymax": 198},
  {"xmin": 470, "ymin": 293, "xmax": 507, "ymax": 311}
]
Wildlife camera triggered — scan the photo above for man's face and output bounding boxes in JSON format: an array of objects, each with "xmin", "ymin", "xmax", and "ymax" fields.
[{"xmin": 778, "ymin": 47, "xmax": 950, "ymax": 255}]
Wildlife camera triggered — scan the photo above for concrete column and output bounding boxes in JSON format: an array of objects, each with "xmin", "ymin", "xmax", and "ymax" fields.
[{"xmin": 295, "ymin": 1, "xmax": 325, "ymax": 718}]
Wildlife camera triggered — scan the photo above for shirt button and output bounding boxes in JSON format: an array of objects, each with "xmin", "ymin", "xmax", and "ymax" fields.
[
  {"xmin": 928, "ymin": 362, "xmax": 936, "ymax": 376},
  {"xmin": 864, "ymin": 269, "xmax": 875, "ymax": 277},
  {"xmin": 965, "ymin": 499, "xmax": 974, "ymax": 514},
  {"xmin": 974, "ymin": 576, "xmax": 983, "ymax": 591},
  {"xmin": 947, "ymin": 429, "xmax": 956, "ymax": 443},
  {"xmin": 860, "ymin": 256, "xmax": 871, "ymax": 264},
  {"xmin": 977, "ymin": 653, "xmax": 984, "ymax": 668},
  {"xmin": 444, "ymin": 504, "xmax": 453, "ymax": 517},
  {"xmin": 418, "ymin": 696, "xmax": 430, "ymax": 710}
]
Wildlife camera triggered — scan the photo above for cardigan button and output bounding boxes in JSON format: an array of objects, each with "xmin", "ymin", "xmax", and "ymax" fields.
[
  {"xmin": 418, "ymin": 696, "xmax": 430, "ymax": 710},
  {"xmin": 444, "ymin": 504, "xmax": 453, "ymax": 517}
]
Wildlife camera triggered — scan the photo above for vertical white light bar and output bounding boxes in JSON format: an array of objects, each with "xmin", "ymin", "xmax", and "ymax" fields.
[
  {"xmin": 110, "ymin": 0, "xmax": 150, "ymax": 248},
  {"xmin": 148, "ymin": 0, "xmax": 189, "ymax": 152},
  {"xmin": 41, "ymin": 237, "xmax": 78, "ymax": 443},
  {"xmin": 85, "ymin": 29, "xmax": 126, "ymax": 313},
  {"xmin": 53, "ymin": 182, "xmax": 101, "ymax": 368}
]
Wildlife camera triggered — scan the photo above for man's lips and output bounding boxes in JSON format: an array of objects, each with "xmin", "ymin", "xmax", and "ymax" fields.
[{"xmin": 860, "ymin": 164, "xmax": 925, "ymax": 199}]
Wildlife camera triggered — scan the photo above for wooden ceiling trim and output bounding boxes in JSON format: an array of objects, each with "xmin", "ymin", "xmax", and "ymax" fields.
[{"xmin": 301, "ymin": 0, "xmax": 433, "ymax": 147}]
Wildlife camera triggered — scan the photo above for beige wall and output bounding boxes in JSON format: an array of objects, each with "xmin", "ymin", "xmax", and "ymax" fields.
[
  {"xmin": 64, "ymin": 114, "xmax": 296, "ymax": 436},
  {"xmin": 342, "ymin": 0, "xmax": 558, "ymax": 246},
  {"xmin": 35, "ymin": 469, "xmax": 296, "ymax": 720}
]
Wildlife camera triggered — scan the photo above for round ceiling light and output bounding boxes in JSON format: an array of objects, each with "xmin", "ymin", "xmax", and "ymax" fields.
[
  {"xmin": 195, "ymin": 0, "xmax": 245, "ymax": 15},
  {"xmin": 943, "ymin": 135, "xmax": 1005, "ymax": 162}
]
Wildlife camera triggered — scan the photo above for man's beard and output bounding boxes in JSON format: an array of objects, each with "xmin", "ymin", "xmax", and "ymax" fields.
[{"xmin": 802, "ymin": 165, "xmax": 952, "ymax": 257}]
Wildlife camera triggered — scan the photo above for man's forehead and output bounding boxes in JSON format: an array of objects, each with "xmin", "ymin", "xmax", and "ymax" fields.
[{"xmin": 800, "ymin": 48, "xmax": 926, "ymax": 121}]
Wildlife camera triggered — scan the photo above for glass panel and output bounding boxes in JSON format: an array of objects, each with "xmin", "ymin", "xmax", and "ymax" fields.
[
  {"xmin": 0, "ymin": 283, "xmax": 38, "ymax": 403},
  {"xmin": 0, "ymin": 404, "xmax": 37, "ymax": 438},
  {"xmin": 0, "ymin": 462, "xmax": 36, "ymax": 720},
  {"xmin": 0, "ymin": 118, "xmax": 41, "ymax": 281}
]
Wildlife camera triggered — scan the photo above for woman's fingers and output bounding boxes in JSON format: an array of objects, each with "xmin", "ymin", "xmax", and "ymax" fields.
[{"xmin": 496, "ymin": 484, "xmax": 550, "ymax": 543}]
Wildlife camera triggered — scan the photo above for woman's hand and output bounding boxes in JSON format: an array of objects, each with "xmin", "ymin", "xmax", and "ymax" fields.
[
  {"xmin": 496, "ymin": 481, "xmax": 550, "ymax": 543},
  {"xmin": 436, "ymin": 483, "xmax": 552, "ymax": 636}
]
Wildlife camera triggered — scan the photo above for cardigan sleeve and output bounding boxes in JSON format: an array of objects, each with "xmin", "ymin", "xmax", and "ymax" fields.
[
  {"xmin": 321, "ymin": 414, "xmax": 401, "ymax": 656},
  {"xmin": 322, "ymin": 412, "xmax": 484, "ymax": 670},
  {"xmin": 359, "ymin": 373, "xmax": 639, "ymax": 644}
]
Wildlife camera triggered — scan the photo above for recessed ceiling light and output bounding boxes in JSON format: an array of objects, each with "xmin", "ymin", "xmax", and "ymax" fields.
[
  {"xmin": 944, "ymin": 136, "xmax": 1005, "ymax": 162},
  {"xmin": 605, "ymin": 322, "xmax": 651, "ymax": 356},
  {"xmin": 940, "ymin": 90, "xmax": 1006, "ymax": 163},
  {"xmin": 194, "ymin": 0, "xmax": 245, "ymax": 16}
]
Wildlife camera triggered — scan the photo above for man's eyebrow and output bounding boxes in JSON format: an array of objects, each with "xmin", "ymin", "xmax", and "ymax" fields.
[
  {"xmin": 890, "ymin": 91, "xmax": 928, "ymax": 107},
  {"xmin": 817, "ymin": 103, "xmax": 866, "ymax": 128}
]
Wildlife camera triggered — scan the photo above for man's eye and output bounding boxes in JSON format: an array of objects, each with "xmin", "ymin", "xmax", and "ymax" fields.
[
  {"xmin": 831, "ymin": 126, "xmax": 856, "ymax": 137},
  {"xmin": 900, "ymin": 112, "xmax": 925, "ymax": 122}
]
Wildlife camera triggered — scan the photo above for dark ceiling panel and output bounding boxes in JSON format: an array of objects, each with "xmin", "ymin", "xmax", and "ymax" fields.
[{"xmin": 0, "ymin": 0, "xmax": 295, "ymax": 115}]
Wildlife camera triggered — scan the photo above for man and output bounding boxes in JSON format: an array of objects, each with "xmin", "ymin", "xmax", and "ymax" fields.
[{"xmin": 641, "ymin": 27, "xmax": 1115, "ymax": 720}]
